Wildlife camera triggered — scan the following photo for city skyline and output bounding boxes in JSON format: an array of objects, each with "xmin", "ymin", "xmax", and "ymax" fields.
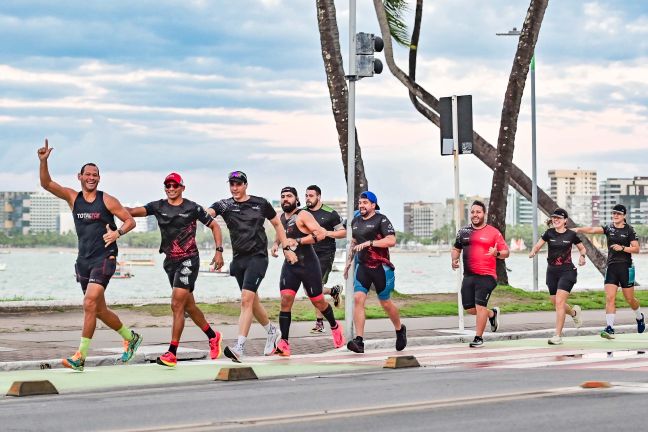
[{"xmin": 1, "ymin": 1, "xmax": 647, "ymax": 228}]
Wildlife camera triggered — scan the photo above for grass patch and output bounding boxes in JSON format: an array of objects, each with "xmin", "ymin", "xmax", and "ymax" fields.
[
  {"xmin": 0, "ymin": 295, "xmax": 55, "ymax": 302},
  {"xmin": 111, "ymin": 284, "xmax": 648, "ymax": 321}
]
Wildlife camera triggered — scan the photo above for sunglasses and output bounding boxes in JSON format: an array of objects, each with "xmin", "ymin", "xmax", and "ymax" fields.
[
  {"xmin": 611, "ymin": 211, "xmax": 624, "ymax": 215},
  {"xmin": 165, "ymin": 183, "xmax": 182, "ymax": 189},
  {"xmin": 229, "ymin": 171, "xmax": 245, "ymax": 178}
]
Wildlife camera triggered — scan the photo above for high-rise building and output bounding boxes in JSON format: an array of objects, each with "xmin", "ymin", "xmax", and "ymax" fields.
[
  {"xmin": 548, "ymin": 169, "xmax": 598, "ymax": 209},
  {"xmin": 600, "ymin": 177, "xmax": 648, "ymax": 224},
  {"xmin": 29, "ymin": 192, "xmax": 69, "ymax": 233},
  {"xmin": 0, "ymin": 191, "xmax": 33, "ymax": 234},
  {"xmin": 506, "ymin": 188, "xmax": 542, "ymax": 225},
  {"xmin": 445, "ymin": 195, "xmax": 488, "ymax": 227},
  {"xmin": 403, "ymin": 201, "xmax": 446, "ymax": 238}
]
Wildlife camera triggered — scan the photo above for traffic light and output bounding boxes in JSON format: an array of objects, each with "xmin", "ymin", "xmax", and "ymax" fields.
[{"xmin": 356, "ymin": 32, "xmax": 383, "ymax": 78}]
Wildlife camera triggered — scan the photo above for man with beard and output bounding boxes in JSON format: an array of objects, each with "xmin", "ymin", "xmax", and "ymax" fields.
[
  {"xmin": 38, "ymin": 139, "xmax": 142, "ymax": 371},
  {"xmin": 304, "ymin": 185, "xmax": 345, "ymax": 333},
  {"xmin": 344, "ymin": 191, "xmax": 406, "ymax": 354},
  {"xmin": 451, "ymin": 200, "xmax": 509, "ymax": 348},
  {"xmin": 208, "ymin": 171, "xmax": 297, "ymax": 362},
  {"xmin": 126, "ymin": 173, "xmax": 224, "ymax": 367},
  {"xmin": 270, "ymin": 187, "xmax": 345, "ymax": 356}
]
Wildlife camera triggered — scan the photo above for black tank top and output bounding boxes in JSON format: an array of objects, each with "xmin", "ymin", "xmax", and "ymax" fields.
[
  {"xmin": 73, "ymin": 190, "xmax": 118, "ymax": 263},
  {"xmin": 280, "ymin": 210, "xmax": 316, "ymax": 263}
]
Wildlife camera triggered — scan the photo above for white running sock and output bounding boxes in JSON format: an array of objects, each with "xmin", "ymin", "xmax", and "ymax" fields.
[
  {"xmin": 606, "ymin": 314, "xmax": 615, "ymax": 327},
  {"xmin": 263, "ymin": 323, "xmax": 272, "ymax": 332},
  {"xmin": 237, "ymin": 335, "xmax": 247, "ymax": 348},
  {"xmin": 633, "ymin": 307, "xmax": 643, "ymax": 320}
]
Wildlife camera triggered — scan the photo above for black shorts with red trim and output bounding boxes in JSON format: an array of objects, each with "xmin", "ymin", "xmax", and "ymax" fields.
[{"xmin": 280, "ymin": 255, "xmax": 323, "ymax": 300}]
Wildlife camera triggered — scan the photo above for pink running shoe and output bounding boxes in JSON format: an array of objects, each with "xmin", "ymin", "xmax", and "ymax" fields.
[
  {"xmin": 331, "ymin": 323, "xmax": 345, "ymax": 348},
  {"xmin": 275, "ymin": 339, "xmax": 291, "ymax": 357},
  {"xmin": 209, "ymin": 331, "xmax": 222, "ymax": 360}
]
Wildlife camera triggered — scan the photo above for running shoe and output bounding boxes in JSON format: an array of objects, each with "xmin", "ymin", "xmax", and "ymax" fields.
[
  {"xmin": 489, "ymin": 307, "xmax": 500, "ymax": 332},
  {"xmin": 469, "ymin": 336, "xmax": 484, "ymax": 348},
  {"xmin": 62, "ymin": 351, "xmax": 85, "ymax": 371},
  {"xmin": 224, "ymin": 345, "xmax": 243, "ymax": 363},
  {"xmin": 548, "ymin": 335, "xmax": 563, "ymax": 345},
  {"xmin": 331, "ymin": 323, "xmax": 345, "ymax": 348},
  {"xmin": 330, "ymin": 284, "xmax": 342, "ymax": 307},
  {"xmin": 208, "ymin": 331, "xmax": 222, "ymax": 360},
  {"xmin": 600, "ymin": 325, "xmax": 615, "ymax": 340},
  {"xmin": 156, "ymin": 351, "xmax": 177, "ymax": 367},
  {"xmin": 347, "ymin": 336, "xmax": 364, "ymax": 353},
  {"xmin": 396, "ymin": 324, "xmax": 407, "ymax": 351},
  {"xmin": 637, "ymin": 313, "xmax": 646, "ymax": 334},
  {"xmin": 120, "ymin": 330, "xmax": 143, "ymax": 363},
  {"xmin": 571, "ymin": 305, "xmax": 583, "ymax": 328},
  {"xmin": 264, "ymin": 325, "xmax": 281, "ymax": 356},
  {"xmin": 275, "ymin": 339, "xmax": 291, "ymax": 357},
  {"xmin": 310, "ymin": 320, "xmax": 325, "ymax": 334}
]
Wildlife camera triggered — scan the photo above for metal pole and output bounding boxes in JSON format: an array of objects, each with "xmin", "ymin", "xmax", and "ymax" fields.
[
  {"xmin": 531, "ymin": 54, "xmax": 538, "ymax": 291},
  {"xmin": 452, "ymin": 95, "xmax": 464, "ymax": 331},
  {"xmin": 344, "ymin": 0, "xmax": 357, "ymax": 341}
]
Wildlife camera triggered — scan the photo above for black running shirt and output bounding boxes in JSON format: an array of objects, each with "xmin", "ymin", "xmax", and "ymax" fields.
[
  {"xmin": 73, "ymin": 190, "xmax": 118, "ymax": 264},
  {"xmin": 210, "ymin": 196, "xmax": 276, "ymax": 257},
  {"xmin": 351, "ymin": 212, "xmax": 395, "ymax": 269},
  {"xmin": 145, "ymin": 199, "xmax": 213, "ymax": 261},
  {"xmin": 541, "ymin": 228, "xmax": 581, "ymax": 270},
  {"xmin": 603, "ymin": 223, "xmax": 637, "ymax": 265},
  {"xmin": 280, "ymin": 210, "xmax": 316, "ymax": 263},
  {"xmin": 306, "ymin": 205, "xmax": 344, "ymax": 256}
]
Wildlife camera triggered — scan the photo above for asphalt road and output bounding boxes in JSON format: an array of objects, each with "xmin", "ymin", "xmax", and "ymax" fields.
[{"xmin": 2, "ymin": 366, "xmax": 647, "ymax": 431}]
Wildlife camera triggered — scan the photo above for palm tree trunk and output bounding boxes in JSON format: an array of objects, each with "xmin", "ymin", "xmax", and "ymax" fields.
[
  {"xmin": 316, "ymin": 0, "xmax": 368, "ymax": 206},
  {"xmin": 374, "ymin": 0, "xmax": 608, "ymax": 277}
]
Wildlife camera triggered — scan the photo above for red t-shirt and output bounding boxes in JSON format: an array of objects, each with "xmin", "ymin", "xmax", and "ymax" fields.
[{"xmin": 454, "ymin": 224, "xmax": 508, "ymax": 279}]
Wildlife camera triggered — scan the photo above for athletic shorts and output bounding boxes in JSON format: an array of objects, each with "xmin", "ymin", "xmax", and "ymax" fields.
[
  {"xmin": 280, "ymin": 257, "xmax": 324, "ymax": 300},
  {"xmin": 317, "ymin": 251, "xmax": 335, "ymax": 285},
  {"xmin": 163, "ymin": 255, "xmax": 200, "ymax": 292},
  {"xmin": 354, "ymin": 264, "xmax": 395, "ymax": 301},
  {"xmin": 75, "ymin": 256, "xmax": 117, "ymax": 293},
  {"xmin": 604, "ymin": 262, "xmax": 635, "ymax": 288},
  {"xmin": 546, "ymin": 268, "xmax": 577, "ymax": 295},
  {"xmin": 461, "ymin": 274, "xmax": 497, "ymax": 309},
  {"xmin": 230, "ymin": 253, "xmax": 269, "ymax": 292}
]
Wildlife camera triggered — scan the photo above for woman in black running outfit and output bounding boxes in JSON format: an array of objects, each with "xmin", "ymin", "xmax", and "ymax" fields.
[{"xmin": 529, "ymin": 208, "xmax": 586, "ymax": 345}]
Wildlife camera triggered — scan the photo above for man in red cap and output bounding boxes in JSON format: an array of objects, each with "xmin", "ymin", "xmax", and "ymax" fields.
[{"xmin": 126, "ymin": 172, "xmax": 225, "ymax": 367}]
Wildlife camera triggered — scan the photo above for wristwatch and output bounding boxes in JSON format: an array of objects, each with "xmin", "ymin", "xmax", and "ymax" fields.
[
  {"xmin": 215, "ymin": 246, "xmax": 224, "ymax": 252},
  {"xmin": 496, "ymin": 250, "xmax": 501, "ymax": 257}
]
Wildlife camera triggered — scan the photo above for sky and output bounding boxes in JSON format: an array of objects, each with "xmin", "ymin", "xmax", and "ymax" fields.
[{"xmin": 1, "ymin": 0, "xmax": 647, "ymax": 230}]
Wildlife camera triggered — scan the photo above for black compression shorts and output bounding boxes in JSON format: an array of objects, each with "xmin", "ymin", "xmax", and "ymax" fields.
[
  {"xmin": 461, "ymin": 274, "xmax": 497, "ymax": 309},
  {"xmin": 230, "ymin": 253, "xmax": 269, "ymax": 292},
  {"xmin": 75, "ymin": 256, "xmax": 117, "ymax": 294}
]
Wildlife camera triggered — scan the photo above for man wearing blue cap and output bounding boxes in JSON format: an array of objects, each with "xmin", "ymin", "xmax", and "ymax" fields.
[{"xmin": 344, "ymin": 191, "xmax": 406, "ymax": 353}]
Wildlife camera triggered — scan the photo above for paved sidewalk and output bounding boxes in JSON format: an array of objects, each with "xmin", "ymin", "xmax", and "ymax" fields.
[{"xmin": 0, "ymin": 309, "xmax": 644, "ymax": 370}]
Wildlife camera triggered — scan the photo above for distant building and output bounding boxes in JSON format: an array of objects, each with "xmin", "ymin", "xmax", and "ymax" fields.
[
  {"xmin": 403, "ymin": 201, "xmax": 446, "ymax": 238},
  {"xmin": 548, "ymin": 169, "xmax": 597, "ymax": 209},
  {"xmin": 446, "ymin": 195, "xmax": 488, "ymax": 227},
  {"xmin": 506, "ymin": 188, "xmax": 542, "ymax": 226},
  {"xmin": 0, "ymin": 191, "xmax": 33, "ymax": 234},
  {"xmin": 600, "ymin": 177, "xmax": 648, "ymax": 224},
  {"xmin": 29, "ymin": 192, "xmax": 69, "ymax": 233}
]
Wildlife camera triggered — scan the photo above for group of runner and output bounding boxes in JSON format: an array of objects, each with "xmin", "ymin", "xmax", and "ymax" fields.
[{"xmin": 37, "ymin": 139, "xmax": 645, "ymax": 371}]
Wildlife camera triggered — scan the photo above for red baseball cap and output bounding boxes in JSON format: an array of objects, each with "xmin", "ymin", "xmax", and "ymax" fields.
[{"xmin": 164, "ymin": 172, "xmax": 184, "ymax": 186}]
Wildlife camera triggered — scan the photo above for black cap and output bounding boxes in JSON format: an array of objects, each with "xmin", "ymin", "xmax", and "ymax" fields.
[
  {"xmin": 281, "ymin": 186, "xmax": 300, "ymax": 206},
  {"xmin": 612, "ymin": 204, "xmax": 627, "ymax": 215},
  {"xmin": 227, "ymin": 170, "xmax": 247, "ymax": 184},
  {"xmin": 550, "ymin": 208, "xmax": 568, "ymax": 219}
]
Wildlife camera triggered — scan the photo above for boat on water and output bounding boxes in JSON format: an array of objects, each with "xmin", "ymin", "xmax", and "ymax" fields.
[
  {"xmin": 113, "ymin": 262, "xmax": 134, "ymax": 279},
  {"xmin": 331, "ymin": 249, "xmax": 347, "ymax": 272},
  {"xmin": 199, "ymin": 260, "xmax": 230, "ymax": 277},
  {"xmin": 122, "ymin": 253, "xmax": 156, "ymax": 266}
]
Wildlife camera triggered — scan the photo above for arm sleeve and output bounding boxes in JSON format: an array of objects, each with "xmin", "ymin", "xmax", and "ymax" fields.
[
  {"xmin": 196, "ymin": 204, "xmax": 215, "ymax": 226},
  {"xmin": 379, "ymin": 216, "xmax": 396, "ymax": 237},
  {"xmin": 602, "ymin": 224, "xmax": 609, "ymax": 235},
  {"xmin": 332, "ymin": 210, "xmax": 344, "ymax": 230},
  {"xmin": 495, "ymin": 231, "xmax": 508, "ymax": 251},
  {"xmin": 263, "ymin": 199, "xmax": 277, "ymax": 220},
  {"xmin": 629, "ymin": 226, "xmax": 638, "ymax": 242},
  {"xmin": 572, "ymin": 231, "xmax": 582, "ymax": 245},
  {"xmin": 453, "ymin": 230, "xmax": 463, "ymax": 250},
  {"xmin": 143, "ymin": 201, "xmax": 157, "ymax": 216},
  {"xmin": 541, "ymin": 230, "xmax": 550, "ymax": 242},
  {"xmin": 209, "ymin": 200, "xmax": 225, "ymax": 217}
]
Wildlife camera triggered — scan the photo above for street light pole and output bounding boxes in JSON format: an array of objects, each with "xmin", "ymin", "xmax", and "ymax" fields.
[
  {"xmin": 497, "ymin": 27, "xmax": 539, "ymax": 291},
  {"xmin": 345, "ymin": 0, "xmax": 357, "ymax": 342}
]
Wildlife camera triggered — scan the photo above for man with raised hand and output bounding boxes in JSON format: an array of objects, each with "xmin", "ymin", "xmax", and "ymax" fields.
[
  {"xmin": 126, "ymin": 172, "xmax": 224, "ymax": 367},
  {"xmin": 38, "ymin": 139, "xmax": 142, "ymax": 371}
]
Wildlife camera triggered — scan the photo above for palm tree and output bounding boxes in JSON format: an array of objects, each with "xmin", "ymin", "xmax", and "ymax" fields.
[{"xmin": 372, "ymin": 0, "xmax": 608, "ymax": 280}]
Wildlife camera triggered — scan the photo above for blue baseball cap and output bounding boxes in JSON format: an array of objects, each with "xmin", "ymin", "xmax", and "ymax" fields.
[{"xmin": 360, "ymin": 191, "xmax": 380, "ymax": 210}]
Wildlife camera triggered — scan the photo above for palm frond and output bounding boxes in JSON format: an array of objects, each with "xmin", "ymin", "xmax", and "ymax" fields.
[{"xmin": 383, "ymin": 0, "xmax": 410, "ymax": 47}]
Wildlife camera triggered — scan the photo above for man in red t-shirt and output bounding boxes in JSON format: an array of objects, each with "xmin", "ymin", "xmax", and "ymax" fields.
[{"xmin": 451, "ymin": 201, "xmax": 509, "ymax": 347}]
